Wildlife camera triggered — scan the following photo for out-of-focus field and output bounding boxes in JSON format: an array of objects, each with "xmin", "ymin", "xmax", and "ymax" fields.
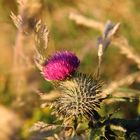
[{"xmin": 0, "ymin": 0, "xmax": 140, "ymax": 139}]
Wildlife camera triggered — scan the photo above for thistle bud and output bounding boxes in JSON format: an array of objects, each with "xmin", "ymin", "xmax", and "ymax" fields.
[{"xmin": 52, "ymin": 72, "xmax": 105, "ymax": 122}]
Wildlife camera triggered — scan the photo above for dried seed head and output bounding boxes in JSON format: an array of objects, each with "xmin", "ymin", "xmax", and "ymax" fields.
[
  {"xmin": 42, "ymin": 51, "xmax": 80, "ymax": 81},
  {"xmin": 52, "ymin": 72, "xmax": 105, "ymax": 122}
]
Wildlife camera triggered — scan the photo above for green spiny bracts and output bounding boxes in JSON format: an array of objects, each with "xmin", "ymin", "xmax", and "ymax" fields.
[{"xmin": 52, "ymin": 72, "xmax": 105, "ymax": 122}]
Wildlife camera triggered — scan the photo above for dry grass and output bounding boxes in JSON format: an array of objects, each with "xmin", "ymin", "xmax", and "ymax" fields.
[
  {"xmin": 0, "ymin": 106, "xmax": 21, "ymax": 140},
  {"xmin": 69, "ymin": 12, "xmax": 140, "ymax": 69},
  {"xmin": 0, "ymin": 0, "xmax": 140, "ymax": 139}
]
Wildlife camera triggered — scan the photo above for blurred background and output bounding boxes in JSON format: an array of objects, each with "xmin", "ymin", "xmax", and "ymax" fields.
[{"xmin": 0, "ymin": 0, "xmax": 140, "ymax": 139}]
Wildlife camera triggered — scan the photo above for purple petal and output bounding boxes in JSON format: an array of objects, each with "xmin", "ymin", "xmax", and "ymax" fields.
[{"xmin": 42, "ymin": 51, "xmax": 80, "ymax": 80}]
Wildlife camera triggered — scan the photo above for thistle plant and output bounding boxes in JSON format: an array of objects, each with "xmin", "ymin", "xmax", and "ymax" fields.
[
  {"xmin": 28, "ymin": 20, "xmax": 140, "ymax": 140},
  {"xmin": 39, "ymin": 50, "xmax": 105, "ymax": 127}
]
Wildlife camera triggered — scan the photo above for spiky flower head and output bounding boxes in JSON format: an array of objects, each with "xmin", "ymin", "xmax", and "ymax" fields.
[
  {"xmin": 52, "ymin": 72, "xmax": 105, "ymax": 122},
  {"xmin": 42, "ymin": 51, "xmax": 80, "ymax": 81}
]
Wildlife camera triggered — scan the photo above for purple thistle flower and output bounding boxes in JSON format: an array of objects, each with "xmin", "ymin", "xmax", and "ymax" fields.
[{"xmin": 42, "ymin": 51, "xmax": 80, "ymax": 81}]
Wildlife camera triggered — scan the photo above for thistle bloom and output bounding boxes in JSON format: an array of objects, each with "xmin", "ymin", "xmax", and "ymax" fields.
[{"xmin": 42, "ymin": 51, "xmax": 80, "ymax": 81}]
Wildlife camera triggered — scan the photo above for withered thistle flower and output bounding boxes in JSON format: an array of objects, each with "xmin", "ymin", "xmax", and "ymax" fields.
[
  {"xmin": 42, "ymin": 51, "xmax": 80, "ymax": 81},
  {"xmin": 52, "ymin": 72, "xmax": 104, "ymax": 122}
]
